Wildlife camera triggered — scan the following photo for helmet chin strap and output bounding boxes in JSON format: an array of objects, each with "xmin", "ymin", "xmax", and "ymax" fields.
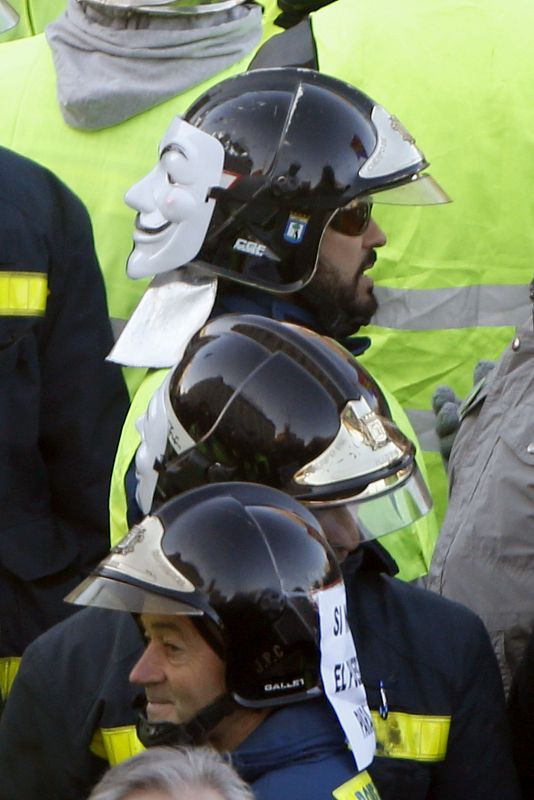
[{"xmin": 136, "ymin": 692, "xmax": 237, "ymax": 748}]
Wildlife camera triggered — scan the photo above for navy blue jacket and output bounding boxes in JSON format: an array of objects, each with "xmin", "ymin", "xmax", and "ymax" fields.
[
  {"xmin": 232, "ymin": 699, "xmax": 360, "ymax": 800},
  {"xmin": 0, "ymin": 147, "xmax": 129, "ymax": 656},
  {"xmin": 508, "ymin": 625, "xmax": 534, "ymax": 799},
  {"xmin": 346, "ymin": 543, "xmax": 520, "ymax": 798},
  {"xmin": 0, "ymin": 542, "xmax": 520, "ymax": 799}
]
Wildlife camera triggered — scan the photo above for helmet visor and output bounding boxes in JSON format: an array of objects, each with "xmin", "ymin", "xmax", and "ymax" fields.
[
  {"xmin": 0, "ymin": 1, "xmax": 18, "ymax": 32},
  {"xmin": 307, "ymin": 462, "xmax": 432, "ymax": 542},
  {"xmin": 66, "ymin": 574, "xmax": 203, "ymax": 616},
  {"xmin": 65, "ymin": 515, "xmax": 207, "ymax": 615},
  {"xmin": 372, "ymin": 173, "xmax": 451, "ymax": 206}
]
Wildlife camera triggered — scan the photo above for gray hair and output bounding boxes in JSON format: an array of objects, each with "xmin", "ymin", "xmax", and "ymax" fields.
[{"xmin": 87, "ymin": 746, "xmax": 254, "ymax": 800}]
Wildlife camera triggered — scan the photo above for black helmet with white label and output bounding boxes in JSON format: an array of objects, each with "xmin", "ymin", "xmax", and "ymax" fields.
[
  {"xmin": 68, "ymin": 482, "xmax": 342, "ymax": 742},
  {"xmin": 184, "ymin": 67, "xmax": 448, "ymax": 292}
]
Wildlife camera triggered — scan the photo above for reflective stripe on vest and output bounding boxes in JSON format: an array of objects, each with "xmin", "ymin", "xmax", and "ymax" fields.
[
  {"xmin": 0, "ymin": 656, "xmax": 22, "ymax": 701},
  {"xmin": 333, "ymin": 770, "xmax": 382, "ymax": 800},
  {"xmin": 90, "ymin": 726, "xmax": 145, "ymax": 766},
  {"xmin": 311, "ymin": 0, "xmax": 534, "ymax": 528},
  {"xmin": 371, "ymin": 710, "xmax": 450, "ymax": 762},
  {"xmin": 0, "ymin": 272, "xmax": 47, "ymax": 316},
  {"xmin": 373, "ymin": 284, "xmax": 531, "ymax": 331}
]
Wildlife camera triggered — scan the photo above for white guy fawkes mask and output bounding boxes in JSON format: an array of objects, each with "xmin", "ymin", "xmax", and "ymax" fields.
[{"xmin": 125, "ymin": 116, "xmax": 224, "ymax": 279}]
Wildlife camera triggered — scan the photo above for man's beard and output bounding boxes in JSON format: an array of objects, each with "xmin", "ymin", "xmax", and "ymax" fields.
[{"xmin": 298, "ymin": 263, "xmax": 378, "ymax": 340}]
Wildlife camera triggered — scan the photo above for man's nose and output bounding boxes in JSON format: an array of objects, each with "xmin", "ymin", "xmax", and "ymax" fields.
[
  {"xmin": 364, "ymin": 218, "xmax": 387, "ymax": 249},
  {"xmin": 129, "ymin": 642, "xmax": 165, "ymax": 685}
]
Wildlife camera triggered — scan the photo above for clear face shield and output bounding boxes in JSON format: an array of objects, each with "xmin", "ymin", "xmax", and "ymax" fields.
[
  {"xmin": 0, "ymin": 0, "xmax": 18, "ymax": 32},
  {"xmin": 360, "ymin": 104, "xmax": 451, "ymax": 206}
]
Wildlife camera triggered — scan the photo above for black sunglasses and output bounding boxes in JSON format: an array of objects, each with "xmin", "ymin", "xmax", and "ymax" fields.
[{"xmin": 329, "ymin": 199, "xmax": 373, "ymax": 237}]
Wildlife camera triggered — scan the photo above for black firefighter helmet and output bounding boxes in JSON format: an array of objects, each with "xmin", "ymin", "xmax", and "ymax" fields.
[
  {"xmin": 68, "ymin": 482, "xmax": 342, "ymax": 714},
  {"xmin": 184, "ymin": 67, "xmax": 449, "ymax": 293},
  {"xmin": 145, "ymin": 314, "xmax": 432, "ymax": 540}
]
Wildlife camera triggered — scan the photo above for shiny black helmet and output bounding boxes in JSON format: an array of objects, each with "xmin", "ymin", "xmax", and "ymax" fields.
[
  {"xmin": 138, "ymin": 314, "xmax": 432, "ymax": 539},
  {"xmin": 68, "ymin": 482, "xmax": 341, "ymax": 708},
  {"xmin": 184, "ymin": 67, "xmax": 449, "ymax": 293}
]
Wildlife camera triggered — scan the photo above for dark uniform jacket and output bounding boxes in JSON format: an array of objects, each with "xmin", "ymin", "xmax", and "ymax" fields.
[
  {"xmin": 0, "ymin": 543, "xmax": 520, "ymax": 800},
  {"xmin": 508, "ymin": 624, "xmax": 534, "ymax": 799},
  {"xmin": 347, "ymin": 543, "xmax": 520, "ymax": 799},
  {"xmin": 0, "ymin": 147, "xmax": 129, "ymax": 658}
]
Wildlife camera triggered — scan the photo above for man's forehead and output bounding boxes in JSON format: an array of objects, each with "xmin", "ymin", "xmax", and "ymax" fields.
[{"xmin": 140, "ymin": 612, "xmax": 194, "ymax": 634}]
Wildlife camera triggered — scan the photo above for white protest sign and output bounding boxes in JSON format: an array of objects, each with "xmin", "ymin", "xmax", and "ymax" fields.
[{"xmin": 317, "ymin": 581, "xmax": 375, "ymax": 771}]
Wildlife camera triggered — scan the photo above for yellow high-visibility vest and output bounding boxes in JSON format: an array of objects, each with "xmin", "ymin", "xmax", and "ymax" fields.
[
  {"xmin": 0, "ymin": 0, "xmax": 66, "ymax": 43},
  {"xmin": 0, "ymin": 2, "xmax": 282, "ymax": 396},
  {"xmin": 311, "ymin": 0, "xmax": 534, "ymax": 524}
]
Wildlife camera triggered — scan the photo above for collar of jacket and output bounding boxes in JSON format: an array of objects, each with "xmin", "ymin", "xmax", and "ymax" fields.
[
  {"xmin": 229, "ymin": 697, "xmax": 347, "ymax": 784},
  {"xmin": 342, "ymin": 541, "xmax": 399, "ymax": 582},
  {"xmin": 213, "ymin": 286, "xmax": 372, "ymax": 356}
]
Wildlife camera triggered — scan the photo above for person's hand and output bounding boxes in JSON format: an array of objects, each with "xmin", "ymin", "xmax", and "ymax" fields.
[
  {"xmin": 432, "ymin": 361, "xmax": 495, "ymax": 463},
  {"xmin": 432, "ymin": 386, "xmax": 461, "ymax": 462}
]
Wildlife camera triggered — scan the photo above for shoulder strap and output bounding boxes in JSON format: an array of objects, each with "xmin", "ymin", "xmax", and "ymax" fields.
[{"xmin": 248, "ymin": 18, "xmax": 318, "ymax": 70}]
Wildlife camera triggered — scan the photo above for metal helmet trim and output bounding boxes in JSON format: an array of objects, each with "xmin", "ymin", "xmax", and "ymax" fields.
[
  {"xmin": 79, "ymin": 0, "xmax": 247, "ymax": 14},
  {"xmin": 361, "ymin": 106, "xmax": 450, "ymax": 204},
  {"xmin": 0, "ymin": 0, "xmax": 18, "ymax": 32},
  {"xmin": 293, "ymin": 398, "xmax": 408, "ymax": 488}
]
